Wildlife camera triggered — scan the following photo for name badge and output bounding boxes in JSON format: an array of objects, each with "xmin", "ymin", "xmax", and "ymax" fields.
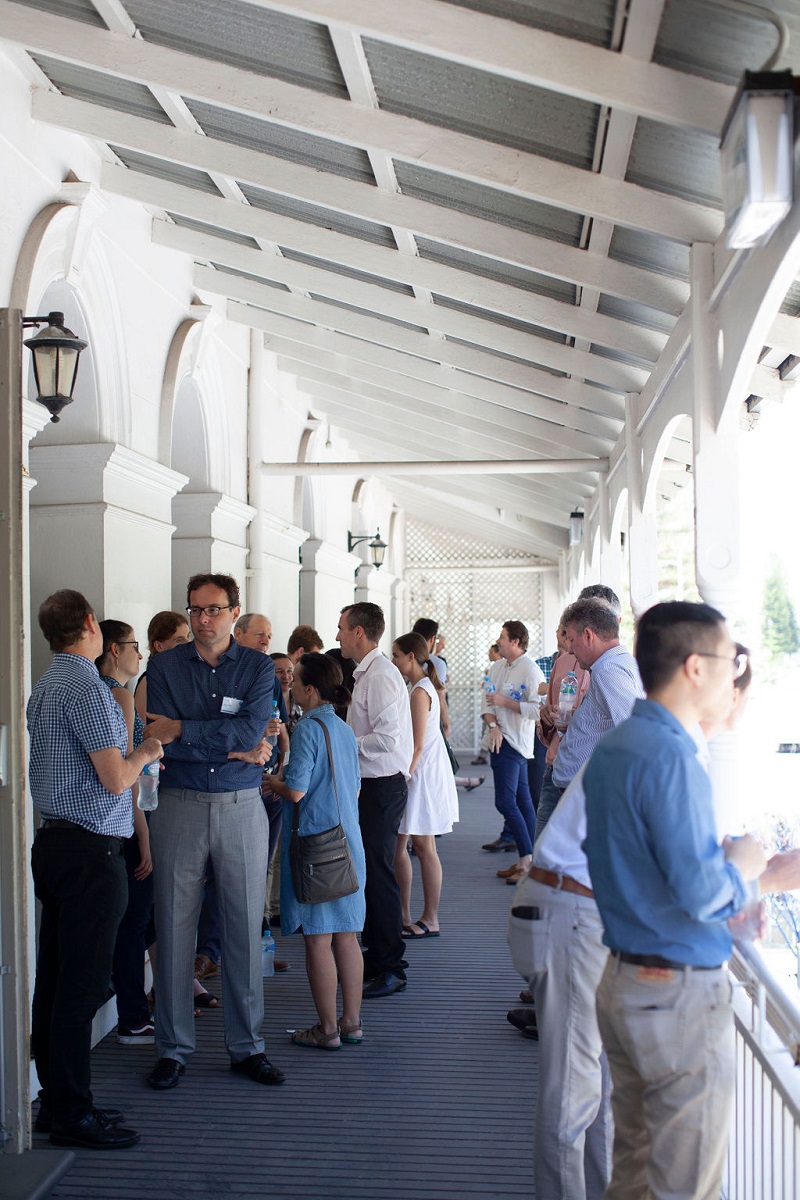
[{"xmin": 221, "ymin": 696, "xmax": 242, "ymax": 714}]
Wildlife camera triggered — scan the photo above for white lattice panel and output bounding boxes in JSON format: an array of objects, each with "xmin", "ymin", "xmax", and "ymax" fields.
[{"xmin": 406, "ymin": 519, "xmax": 545, "ymax": 752}]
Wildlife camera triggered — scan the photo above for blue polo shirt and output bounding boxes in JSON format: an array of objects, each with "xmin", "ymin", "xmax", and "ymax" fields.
[
  {"xmin": 147, "ymin": 638, "xmax": 274, "ymax": 792},
  {"xmin": 583, "ymin": 699, "xmax": 746, "ymax": 966}
]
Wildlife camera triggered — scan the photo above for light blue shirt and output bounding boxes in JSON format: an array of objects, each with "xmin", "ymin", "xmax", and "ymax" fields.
[
  {"xmin": 552, "ymin": 644, "xmax": 643, "ymax": 788},
  {"xmin": 583, "ymin": 699, "xmax": 747, "ymax": 967}
]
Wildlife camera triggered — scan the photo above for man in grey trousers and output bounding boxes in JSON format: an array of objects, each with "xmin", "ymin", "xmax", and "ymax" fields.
[{"xmin": 144, "ymin": 573, "xmax": 284, "ymax": 1090}]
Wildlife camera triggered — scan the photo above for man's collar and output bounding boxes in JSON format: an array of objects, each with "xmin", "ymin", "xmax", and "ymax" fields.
[
  {"xmin": 353, "ymin": 645, "xmax": 382, "ymax": 675},
  {"xmin": 189, "ymin": 635, "xmax": 239, "ymax": 665}
]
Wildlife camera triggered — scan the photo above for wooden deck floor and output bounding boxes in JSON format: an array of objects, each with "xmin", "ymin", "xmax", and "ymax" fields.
[{"xmin": 39, "ymin": 780, "xmax": 538, "ymax": 1200}]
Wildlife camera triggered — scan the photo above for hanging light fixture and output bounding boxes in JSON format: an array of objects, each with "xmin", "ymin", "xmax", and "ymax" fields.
[
  {"xmin": 569, "ymin": 510, "xmax": 584, "ymax": 547},
  {"xmin": 347, "ymin": 528, "xmax": 388, "ymax": 569},
  {"xmin": 23, "ymin": 311, "xmax": 88, "ymax": 422}
]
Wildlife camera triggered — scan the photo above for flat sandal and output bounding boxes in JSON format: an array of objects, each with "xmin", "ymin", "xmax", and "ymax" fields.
[{"xmin": 290, "ymin": 1023, "xmax": 341, "ymax": 1050}]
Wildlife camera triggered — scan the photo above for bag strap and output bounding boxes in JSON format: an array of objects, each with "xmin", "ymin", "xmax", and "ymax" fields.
[{"xmin": 292, "ymin": 715, "xmax": 342, "ymax": 833}]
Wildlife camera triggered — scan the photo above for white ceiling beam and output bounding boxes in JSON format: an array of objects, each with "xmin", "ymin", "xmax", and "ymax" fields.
[
  {"xmin": 263, "ymin": 457, "xmax": 607, "ymax": 476},
  {"xmin": 260, "ymin": 326, "xmax": 621, "ymax": 440},
  {"xmin": 341, "ymin": 428, "xmax": 593, "ymax": 517},
  {"xmin": 276, "ymin": 350, "xmax": 612, "ymax": 457},
  {"xmin": 31, "ymin": 92, "xmax": 687, "ymax": 314},
  {"xmin": 287, "ymin": 367, "xmax": 609, "ymax": 472},
  {"xmin": 238, "ymin": 1, "xmax": 732, "ymax": 134},
  {"xmin": 225, "ymin": 297, "xmax": 623, "ymax": 420},
  {"xmin": 0, "ymin": 2, "xmax": 721, "ymax": 242},
  {"xmin": 192, "ymin": 262, "xmax": 648, "ymax": 393},
  {"xmin": 106, "ymin": 165, "xmax": 665, "ymax": 361}
]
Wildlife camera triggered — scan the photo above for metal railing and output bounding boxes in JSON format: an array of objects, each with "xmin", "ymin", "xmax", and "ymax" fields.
[{"xmin": 724, "ymin": 942, "xmax": 800, "ymax": 1198}]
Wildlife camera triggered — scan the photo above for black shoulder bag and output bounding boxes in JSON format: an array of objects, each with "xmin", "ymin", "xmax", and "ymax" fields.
[{"xmin": 289, "ymin": 716, "xmax": 359, "ymax": 905}]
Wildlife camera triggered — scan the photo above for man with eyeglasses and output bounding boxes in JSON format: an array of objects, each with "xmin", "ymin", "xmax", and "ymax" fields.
[
  {"xmin": 584, "ymin": 601, "xmax": 767, "ymax": 1200},
  {"xmin": 143, "ymin": 574, "xmax": 285, "ymax": 1090}
]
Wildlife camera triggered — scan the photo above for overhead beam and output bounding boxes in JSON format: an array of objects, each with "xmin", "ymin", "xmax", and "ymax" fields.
[
  {"xmin": 283, "ymin": 361, "xmax": 613, "ymax": 460},
  {"xmin": 106, "ymin": 166, "xmax": 665, "ymax": 360},
  {"xmin": 227, "ymin": 299, "xmax": 626, "ymax": 418},
  {"xmin": 237, "ymin": 0, "xmax": 732, "ymax": 134},
  {"xmin": 194, "ymin": 264, "xmax": 648, "ymax": 393},
  {"xmin": 263, "ymin": 457, "xmax": 608, "ymax": 476},
  {"xmin": 262, "ymin": 328, "xmax": 620, "ymax": 441},
  {"xmin": 0, "ymin": 1, "xmax": 721, "ymax": 242}
]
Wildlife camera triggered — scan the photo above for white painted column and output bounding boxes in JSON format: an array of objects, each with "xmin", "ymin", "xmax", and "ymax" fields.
[
  {"xmin": 597, "ymin": 473, "xmax": 624, "ymax": 601},
  {"xmin": 299, "ymin": 538, "xmax": 361, "ymax": 639},
  {"xmin": 28, "ymin": 444, "xmax": 188, "ymax": 683},
  {"xmin": 248, "ymin": 511, "xmax": 309, "ymax": 644},
  {"xmin": 171, "ymin": 492, "xmax": 256, "ymax": 611},
  {"xmin": 625, "ymin": 395, "xmax": 658, "ymax": 617},
  {"xmin": 691, "ymin": 243, "xmax": 743, "ymax": 834}
]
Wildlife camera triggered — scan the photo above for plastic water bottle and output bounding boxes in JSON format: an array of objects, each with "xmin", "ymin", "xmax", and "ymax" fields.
[
  {"xmin": 137, "ymin": 761, "xmax": 159, "ymax": 811},
  {"xmin": 266, "ymin": 699, "xmax": 280, "ymax": 748},
  {"xmin": 483, "ymin": 673, "xmax": 497, "ymax": 695},
  {"xmin": 556, "ymin": 672, "xmax": 578, "ymax": 730},
  {"xmin": 261, "ymin": 929, "xmax": 275, "ymax": 977},
  {"xmin": 508, "ymin": 683, "xmax": 528, "ymax": 702}
]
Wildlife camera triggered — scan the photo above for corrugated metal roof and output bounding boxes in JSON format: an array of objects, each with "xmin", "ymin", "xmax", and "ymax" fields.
[
  {"xmin": 13, "ymin": 0, "xmax": 105, "ymax": 26},
  {"xmin": 434, "ymin": 295, "xmax": 569, "ymax": 345},
  {"xmin": 445, "ymin": 335, "xmax": 569, "ymax": 379},
  {"xmin": 211, "ymin": 264, "xmax": 290, "ymax": 292},
  {"xmin": 394, "ymin": 161, "xmax": 584, "ymax": 244},
  {"xmin": 279, "ymin": 248, "xmax": 415, "ymax": 297},
  {"xmin": 31, "ymin": 55, "xmax": 173, "ymax": 124},
  {"xmin": 309, "ymin": 295, "xmax": 430, "ymax": 336},
  {"xmin": 597, "ymin": 293, "xmax": 678, "ymax": 336},
  {"xmin": 626, "ymin": 119, "xmax": 722, "ymax": 208},
  {"xmin": 440, "ymin": 0, "xmax": 616, "ymax": 46},
  {"xmin": 654, "ymin": 0, "xmax": 782, "ymax": 84},
  {"xmin": 238, "ymin": 183, "xmax": 395, "ymax": 248},
  {"xmin": 780, "ymin": 279, "xmax": 800, "ymax": 317},
  {"xmin": 416, "ymin": 238, "xmax": 577, "ymax": 304},
  {"xmin": 608, "ymin": 227, "xmax": 690, "ymax": 282},
  {"xmin": 167, "ymin": 213, "xmax": 261, "ymax": 251},
  {"xmin": 364, "ymin": 40, "xmax": 600, "ymax": 166},
  {"xmin": 111, "ymin": 147, "xmax": 223, "ymax": 196},
  {"xmin": 125, "ymin": 0, "xmax": 348, "ymax": 97},
  {"xmin": 186, "ymin": 100, "xmax": 376, "ymax": 185}
]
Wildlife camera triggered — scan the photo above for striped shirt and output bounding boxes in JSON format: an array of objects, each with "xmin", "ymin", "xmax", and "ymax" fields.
[
  {"xmin": 27, "ymin": 653, "xmax": 134, "ymax": 836},
  {"xmin": 552, "ymin": 644, "xmax": 644, "ymax": 789}
]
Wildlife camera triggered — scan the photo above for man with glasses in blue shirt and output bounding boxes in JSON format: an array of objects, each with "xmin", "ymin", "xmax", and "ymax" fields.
[
  {"xmin": 144, "ymin": 573, "xmax": 284, "ymax": 1090},
  {"xmin": 584, "ymin": 601, "xmax": 766, "ymax": 1200}
]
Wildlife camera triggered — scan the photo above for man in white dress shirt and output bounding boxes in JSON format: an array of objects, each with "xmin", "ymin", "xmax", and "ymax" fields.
[{"xmin": 337, "ymin": 603, "xmax": 413, "ymax": 999}]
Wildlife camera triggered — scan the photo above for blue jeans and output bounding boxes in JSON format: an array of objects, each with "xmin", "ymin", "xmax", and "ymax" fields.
[
  {"xmin": 533, "ymin": 766, "xmax": 565, "ymax": 843},
  {"xmin": 490, "ymin": 741, "xmax": 537, "ymax": 856}
]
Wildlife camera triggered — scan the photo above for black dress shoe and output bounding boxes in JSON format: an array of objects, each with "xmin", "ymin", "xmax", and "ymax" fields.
[
  {"xmin": 362, "ymin": 971, "xmax": 407, "ymax": 999},
  {"xmin": 49, "ymin": 1111, "xmax": 140, "ymax": 1149},
  {"xmin": 506, "ymin": 1007, "xmax": 539, "ymax": 1040},
  {"xmin": 231, "ymin": 1053, "xmax": 286, "ymax": 1085},
  {"xmin": 147, "ymin": 1057, "xmax": 185, "ymax": 1090},
  {"xmin": 35, "ymin": 1104, "xmax": 124, "ymax": 1134},
  {"xmin": 481, "ymin": 837, "xmax": 517, "ymax": 852}
]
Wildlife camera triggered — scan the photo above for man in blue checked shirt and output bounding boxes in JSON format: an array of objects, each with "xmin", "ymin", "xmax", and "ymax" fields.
[
  {"xmin": 144, "ymin": 573, "xmax": 285, "ymax": 1091},
  {"xmin": 28, "ymin": 590, "xmax": 163, "ymax": 1150}
]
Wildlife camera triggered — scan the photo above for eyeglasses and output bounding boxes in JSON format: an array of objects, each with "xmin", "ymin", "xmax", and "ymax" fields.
[
  {"xmin": 186, "ymin": 605, "xmax": 235, "ymax": 618},
  {"xmin": 117, "ymin": 640, "xmax": 140, "ymax": 652},
  {"xmin": 692, "ymin": 651, "xmax": 749, "ymax": 679}
]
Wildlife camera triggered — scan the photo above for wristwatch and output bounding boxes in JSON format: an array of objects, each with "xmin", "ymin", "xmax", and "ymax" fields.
[{"xmin": 488, "ymin": 722, "xmax": 498, "ymax": 728}]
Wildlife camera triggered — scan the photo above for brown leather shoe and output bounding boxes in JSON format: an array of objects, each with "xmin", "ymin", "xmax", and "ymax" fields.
[
  {"xmin": 274, "ymin": 959, "xmax": 290, "ymax": 973},
  {"xmin": 506, "ymin": 868, "xmax": 526, "ymax": 885},
  {"xmin": 496, "ymin": 862, "xmax": 521, "ymax": 878},
  {"xmin": 194, "ymin": 953, "xmax": 218, "ymax": 981}
]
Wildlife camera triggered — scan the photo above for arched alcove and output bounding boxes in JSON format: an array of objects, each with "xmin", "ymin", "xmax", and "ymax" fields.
[{"xmin": 171, "ymin": 376, "xmax": 211, "ymax": 492}]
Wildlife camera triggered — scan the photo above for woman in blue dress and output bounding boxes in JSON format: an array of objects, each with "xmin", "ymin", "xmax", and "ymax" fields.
[{"xmin": 264, "ymin": 654, "xmax": 366, "ymax": 1050}]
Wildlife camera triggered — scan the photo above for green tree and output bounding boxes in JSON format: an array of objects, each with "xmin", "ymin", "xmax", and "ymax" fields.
[{"xmin": 762, "ymin": 563, "xmax": 800, "ymax": 660}]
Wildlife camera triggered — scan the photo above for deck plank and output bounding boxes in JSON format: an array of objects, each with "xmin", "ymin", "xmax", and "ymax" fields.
[{"xmin": 41, "ymin": 782, "xmax": 538, "ymax": 1199}]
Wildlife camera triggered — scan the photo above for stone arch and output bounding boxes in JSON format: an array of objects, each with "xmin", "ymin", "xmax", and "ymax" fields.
[
  {"xmin": 14, "ymin": 196, "xmax": 130, "ymax": 446},
  {"xmin": 170, "ymin": 376, "xmax": 211, "ymax": 492}
]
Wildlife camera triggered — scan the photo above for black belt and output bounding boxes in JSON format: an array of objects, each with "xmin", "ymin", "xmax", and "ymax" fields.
[
  {"xmin": 40, "ymin": 818, "xmax": 122, "ymax": 845},
  {"xmin": 614, "ymin": 951, "xmax": 725, "ymax": 972}
]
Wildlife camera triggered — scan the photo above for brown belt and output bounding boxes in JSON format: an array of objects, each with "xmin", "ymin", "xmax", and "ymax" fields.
[{"xmin": 528, "ymin": 864, "xmax": 594, "ymax": 899}]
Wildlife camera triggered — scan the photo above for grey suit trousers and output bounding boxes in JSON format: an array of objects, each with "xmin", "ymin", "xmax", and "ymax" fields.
[{"xmin": 150, "ymin": 787, "xmax": 269, "ymax": 1065}]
